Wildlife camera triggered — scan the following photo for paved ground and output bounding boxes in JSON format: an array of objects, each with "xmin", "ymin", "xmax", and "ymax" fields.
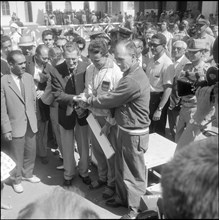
[{"xmin": 1, "ymin": 149, "xmax": 129, "ymax": 219}]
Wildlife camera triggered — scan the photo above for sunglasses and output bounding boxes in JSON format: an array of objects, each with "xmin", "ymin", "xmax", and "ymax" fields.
[
  {"xmin": 173, "ymin": 47, "xmax": 184, "ymax": 51},
  {"xmin": 148, "ymin": 42, "xmax": 162, "ymax": 48}
]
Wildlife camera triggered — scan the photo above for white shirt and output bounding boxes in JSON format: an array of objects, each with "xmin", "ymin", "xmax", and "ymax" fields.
[
  {"xmin": 11, "ymin": 72, "xmax": 22, "ymax": 92},
  {"xmin": 34, "ymin": 58, "xmax": 43, "ymax": 90},
  {"xmin": 137, "ymin": 54, "xmax": 143, "ymax": 68},
  {"xmin": 174, "ymin": 55, "xmax": 185, "ymax": 69}
]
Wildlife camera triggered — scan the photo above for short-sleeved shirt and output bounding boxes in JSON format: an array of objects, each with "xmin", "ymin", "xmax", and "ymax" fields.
[
  {"xmin": 84, "ymin": 57, "xmax": 123, "ymax": 117},
  {"xmin": 146, "ymin": 53, "xmax": 175, "ymax": 92}
]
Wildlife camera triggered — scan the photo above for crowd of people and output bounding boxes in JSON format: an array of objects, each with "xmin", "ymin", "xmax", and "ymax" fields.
[{"xmin": 1, "ymin": 7, "xmax": 218, "ymax": 219}]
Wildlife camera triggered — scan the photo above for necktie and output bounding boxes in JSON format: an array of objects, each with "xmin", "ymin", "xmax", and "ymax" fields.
[{"xmin": 18, "ymin": 75, "xmax": 25, "ymax": 100}]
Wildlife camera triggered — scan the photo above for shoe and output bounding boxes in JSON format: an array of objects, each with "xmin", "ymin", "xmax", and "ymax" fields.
[
  {"xmin": 105, "ymin": 198, "xmax": 124, "ymax": 208},
  {"xmin": 89, "ymin": 179, "xmax": 107, "ymax": 190},
  {"xmin": 12, "ymin": 183, "xmax": 24, "ymax": 193},
  {"xmin": 102, "ymin": 186, "xmax": 115, "ymax": 199},
  {"xmin": 56, "ymin": 165, "xmax": 64, "ymax": 170},
  {"xmin": 79, "ymin": 174, "xmax": 91, "ymax": 185},
  {"xmin": 40, "ymin": 156, "xmax": 49, "ymax": 164},
  {"xmin": 63, "ymin": 178, "xmax": 73, "ymax": 187},
  {"xmin": 120, "ymin": 211, "xmax": 138, "ymax": 219},
  {"xmin": 22, "ymin": 175, "xmax": 41, "ymax": 183}
]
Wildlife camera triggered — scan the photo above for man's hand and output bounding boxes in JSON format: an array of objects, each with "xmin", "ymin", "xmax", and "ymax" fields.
[
  {"xmin": 193, "ymin": 85, "xmax": 215, "ymax": 122},
  {"xmin": 3, "ymin": 132, "xmax": 12, "ymax": 141},
  {"xmin": 100, "ymin": 122, "xmax": 111, "ymax": 136},
  {"xmin": 153, "ymin": 110, "xmax": 162, "ymax": 121},
  {"xmin": 36, "ymin": 90, "xmax": 44, "ymax": 99}
]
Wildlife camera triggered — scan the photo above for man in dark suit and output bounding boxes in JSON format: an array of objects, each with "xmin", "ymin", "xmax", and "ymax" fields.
[
  {"xmin": 1, "ymin": 50, "xmax": 40, "ymax": 193},
  {"xmin": 51, "ymin": 42, "xmax": 91, "ymax": 186},
  {"xmin": 133, "ymin": 38, "xmax": 149, "ymax": 73},
  {"xmin": 167, "ymin": 40, "xmax": 191, "ymax": 141},
  {"xmin": 1, "ymin": 35, "xmax": 12, "ymax": 75},
  {"xmin": 25, "ymin": 44, "xmax": 55, "ymax": 164}
]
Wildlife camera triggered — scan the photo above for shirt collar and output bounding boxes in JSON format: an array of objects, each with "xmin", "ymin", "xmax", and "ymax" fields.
[
  {"xmin": 11, "ymin": 71, "xmax": 21, "ymax": 80},
  {"xmin": 154, "ymin": 52, "xmax": 167, "ymax": 64},
  {"xmin": 101, "ymin": 57, "xmax": 114, "ymax": 69},
  {"xmin": 175, "ymin": 55, "xmax": 185, "ymax": 63}
]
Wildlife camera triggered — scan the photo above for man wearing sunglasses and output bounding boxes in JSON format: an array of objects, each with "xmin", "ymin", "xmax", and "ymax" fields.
[
  {"xmin": 167, "ymin": 40, "xmax": 190, "ymax": 141},
  {"xmin": 146, "ymin": 33, "xmax": 175, "ymax": 137}
]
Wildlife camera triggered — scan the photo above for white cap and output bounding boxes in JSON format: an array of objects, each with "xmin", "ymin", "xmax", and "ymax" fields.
[{"xmin": 10, "ymin": 22, "xmax": 19, "ymax": 29}]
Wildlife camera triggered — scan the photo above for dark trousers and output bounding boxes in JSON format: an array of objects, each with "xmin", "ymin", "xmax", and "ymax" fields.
[
  {"xmin": 8, "ymin": 122, "xmax": 36, "ymax": 184},
  {"xmin": 149, "ymin": 92, "xmax": 170, "ymax": 137}
]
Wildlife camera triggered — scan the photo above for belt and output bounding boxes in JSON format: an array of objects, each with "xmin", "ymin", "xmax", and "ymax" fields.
[{"xmin": 118, "ymin": 125, "xmax": 149, "ymax": 135}]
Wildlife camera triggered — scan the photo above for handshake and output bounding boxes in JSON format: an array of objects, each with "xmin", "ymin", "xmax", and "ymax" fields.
[{"xmin": 73, "ymin": 93, "xmax": 90, "ymax": 109}]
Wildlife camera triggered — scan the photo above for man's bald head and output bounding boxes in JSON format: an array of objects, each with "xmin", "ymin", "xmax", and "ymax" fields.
[{"xmin": 35, "ymin": 44, "xmax": 49, "ymax": 66}]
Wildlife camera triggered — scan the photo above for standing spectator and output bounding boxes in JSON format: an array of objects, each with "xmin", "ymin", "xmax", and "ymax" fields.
[
  {"xmin": 75, "ymin": 39, "xmax": 151, "ymax": 219},
  {"xmin": 91, "ymin": 12, "xmax": 97, "ymax": 24},
  {"xmin": 1, "ymin": 35, "xmax": 12, "ymax": 75},
  {"xmin": 146, "ymin": 33, "xmax": 174, "ymax": 137},
  {"xmin": 132, "ymin": 38, "xmax": 148, "ymax": 72},
  {"xmin": 118, "ymin": 11, "xmax": 123, "ymax": 23},
  {"xmin": 81, "ymin": 11, "xmax": 87, "ymax": 24},
  {"xmin": 195, "ymin": 18, "xmax": 215, "ymax": 64},
  {"xmin": 25, "ymin": 45, "xmax": 53, "ymax": 164},
  {"xmin": 159, "ymin": 21, "xmax": 173, "ymax": 56},
  {"xmin": 9, "ymin": 23, "xmax": 22, "ymax": 50},
  {"xmin": 42, "ymin": 29, "xmax": 55, "ymax": 48},
  {"xmin": 1, "ymin": 50, "xmax": 40, "ymax": 193},
  {"xmin": 51, "ymin": 42, "xmax": 91, "ymax": 186},
  {"xmin": 18, "ymin": 35, "xmax": 36, "ymax": 57},
  {"xmin": 167, "ymin": 40, "xmax": 190, "ymax": 141},
  {"xmin": 44, "ymin": 11, "xmax": 49, "ymax": 26},
  {"xmin": 175, "ymin": 39, "xmax": 211, "ymax": 142}
]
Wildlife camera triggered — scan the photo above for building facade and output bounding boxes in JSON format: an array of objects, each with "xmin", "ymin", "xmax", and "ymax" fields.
[{"xmin": 0, "ymin": 1, "xmax": 218, "ymax": 26}]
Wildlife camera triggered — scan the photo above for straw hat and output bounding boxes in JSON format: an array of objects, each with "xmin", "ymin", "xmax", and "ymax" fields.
[{"xmin": 18, "ymin": 35, "xmax": 34, "ymax": 46}]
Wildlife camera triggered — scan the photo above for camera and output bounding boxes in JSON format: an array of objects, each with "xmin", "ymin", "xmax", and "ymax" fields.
[{"xmin": 177, "ymin": 65, "xmax": 218, "ymax": 101}]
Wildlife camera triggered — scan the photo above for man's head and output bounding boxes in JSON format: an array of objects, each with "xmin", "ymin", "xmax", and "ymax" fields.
[
  {"xmin": 88, "ymin": 38, "xmax": 108, "ymax": 70},
  {"xmin": 48, "ymin": 47, "xmax": 63, "ymax": 67},
  {"xmin": 172, "ymin": 40, "xmax": 187, "ymax": 60},
  {"xmin": 161, "ymin": 136, "xmax": 218, "ymax": 219},
  {"xmin": 7, "ymin": 50, "xmax": 26, "ymax": 76},
  {"xmin": 10, "ymin": 22, "xmax": 19, "ymax": 33},
  {"xmin": 18, "ymin": 35, "xmax": 35, "ymax": 56},
  {"xmin": 73, "ymin": 36, "xmax": 86, "ymax": 53},
  {"xmin": 149, "ymin": 33, "xmax": 166, "ymax": 57},
  {"xmin": 196, "ymin": 18, "xmax": 210, "ymax": 36},
  {"xmin": 42, "ymin": 30, "xmax": 55, "ymax": 48},
  {"xmin": 17, "ymin": 186, "xmax": 100, "ymax": 219},
  {"xmin": 160, "ymin": 21, "xmax": 168, "ymax": 32},
  {"xmin": 1, "ymin": 35, "xmax": 12, "ymax": 58},
  {"xmin": 63, "ymin": 42, "xmax": 80, "ymax": 70},
  {"xmin": 55, "ymin": 37, "xmax": 68, "ymax": 52},
  {"xmin": 35, "ymin": 44, "xmax": 50, "ymax": 67},
  {"xmin": 132, "ymin": 38, "xmax": 144, "ymax": 58},
  {"xmin": 114, "ymin": 39, "xmax": 137, "ymax": 72},
  {"xmin": 187, "ymin": 38, "xmax": 207, "ymax": 63}
]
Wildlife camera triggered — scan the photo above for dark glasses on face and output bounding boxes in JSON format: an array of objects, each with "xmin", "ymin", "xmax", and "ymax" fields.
[{"xmin": 148, "ymin": 42, "xmax": 162, "ymax": 48}]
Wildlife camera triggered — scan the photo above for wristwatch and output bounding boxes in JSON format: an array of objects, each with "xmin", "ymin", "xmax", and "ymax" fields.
[{"xmin": 157, "ymin": 106, "xmax": 163, "ymax": 111}]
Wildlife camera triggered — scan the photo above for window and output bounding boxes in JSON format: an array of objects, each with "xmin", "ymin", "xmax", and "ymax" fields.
[
  {"xmin": 45, "ymin": 1, "xmax": 53, "ymax": 13},
  {"xmin": 1, "ymin": 1, "xmax": 10, "ymax": 16}
]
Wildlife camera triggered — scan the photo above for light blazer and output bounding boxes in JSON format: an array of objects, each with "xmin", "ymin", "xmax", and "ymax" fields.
[{"xmin": 1, "ymin": 72, "xmax": 38, "ymax": 137}]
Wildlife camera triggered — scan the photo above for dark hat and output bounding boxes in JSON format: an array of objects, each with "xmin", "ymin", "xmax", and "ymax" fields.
[
  {"xmin": 64, "ymin": 29, "xmax": 80, "ymax": 37},
  {"xmin": 109, "ymin": 26, "xmax": 132, "ymax": 38},
  {"xmin": 51, "ymin": 27, "xmax": 62, "ymax": 36},
  {"xmin": 89, "ymin": 31, "xmax": 111, "ymax": 42}
]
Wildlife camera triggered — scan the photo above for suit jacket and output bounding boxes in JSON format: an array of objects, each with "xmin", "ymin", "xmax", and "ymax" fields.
[
  {"xmin": 169, "ymin": 55, "xmax": 191, "ymax": 109},
  {"xmin": 1, "ymin": 59, "xmax": 10, "ymax": 75},
  {"xmin": 1, "ymin": 72, "xmax": 38, "ymax": 137},
  {"xmin": 51, "ymin": 60, "xmax": 89, "ymax": 129},
  {"xmin": 25, "ymin": 56, "xmax": 57, "ymax": 121}
]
